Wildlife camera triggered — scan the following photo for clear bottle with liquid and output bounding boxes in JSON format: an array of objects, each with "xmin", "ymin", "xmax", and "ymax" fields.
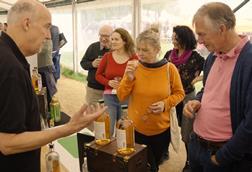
[
  {"xmin": 45, "ymin": 143, "xmax": 61, "ymax": 172},
  {"xmin": 94, "ymin": 99, "xmax": 111, "ymax": 146},
  {"xmin": 116, "ymin": 105, "xmax": 135, "ymax": 155},
  {"xmin": 82, "ymin": 157, "xmax": 88, "ymax": 172}
]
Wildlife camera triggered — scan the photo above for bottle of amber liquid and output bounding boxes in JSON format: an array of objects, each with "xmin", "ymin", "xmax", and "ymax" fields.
[
  {"xmin": 31, "ymin": 67, "xmax": 42, "ymax": 94},
  {"xmin": 46, "ymin": 143, "xmax": 61, "ymax": 172},
  {"xmin": 35, "ymin": 67, "xmax": 42, "ymax": 92},
  {"xmin": 32, "ymin": 68, "xmax": 39, "ymax": 93},
  {"xmin": 94, "ymin": 99, "xmax": 110, "ymax": 146},
  {"xmin": 116, "ymin": 105, "xmax": 135, "ymax": 155}
]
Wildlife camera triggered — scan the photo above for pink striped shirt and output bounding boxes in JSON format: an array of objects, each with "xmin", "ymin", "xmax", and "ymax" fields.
[{"xmin": 194, "ymin": 36, "xmax": 249, "ymax": 141}]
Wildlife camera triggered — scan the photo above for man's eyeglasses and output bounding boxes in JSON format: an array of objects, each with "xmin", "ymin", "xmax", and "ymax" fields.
[{"xmin": 99, "ymin": 34, "xmax": 110, "ymax": 38}]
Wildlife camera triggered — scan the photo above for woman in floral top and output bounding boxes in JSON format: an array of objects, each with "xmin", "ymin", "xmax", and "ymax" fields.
[{"xmin": 163, "ymin": 25, "xmax": 205, "ymax": 171}]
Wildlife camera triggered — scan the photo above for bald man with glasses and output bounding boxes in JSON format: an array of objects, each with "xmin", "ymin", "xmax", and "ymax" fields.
[{"xmin": 80, "ymin": 25, "xmax": 113, "ymax": 106}]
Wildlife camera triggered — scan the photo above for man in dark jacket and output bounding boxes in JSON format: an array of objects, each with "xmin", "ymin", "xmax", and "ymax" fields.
[
  {"xmin": 183, "ymin": 2, "xmax": 252, "ymax": 172},
  {"xmin": 0, "ymin": 1, "xmax": 106, "ymax": 171},
  {"xmin": 80, "ymin": 25, "xmax": 113, "ymax": 105},
  {"xmin": 50, "ymin": 24, "xmax": 61, "ymax": 82}
]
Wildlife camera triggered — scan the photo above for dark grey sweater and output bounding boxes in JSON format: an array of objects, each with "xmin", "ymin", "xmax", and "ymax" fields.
[{"xmin": 80, "ymin": 41, "xmax": 109, "ymax": 90}]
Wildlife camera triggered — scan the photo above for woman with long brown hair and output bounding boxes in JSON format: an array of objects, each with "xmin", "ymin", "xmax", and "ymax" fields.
[{"xmin": 96, "ymin": 28, "xmax": 138, "ymax": 136}]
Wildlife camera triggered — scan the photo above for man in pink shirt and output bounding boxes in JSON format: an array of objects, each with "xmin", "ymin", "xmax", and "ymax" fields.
[{"xmin": 184, "ymin": 2, "xmax": 252, "ymax": 172}]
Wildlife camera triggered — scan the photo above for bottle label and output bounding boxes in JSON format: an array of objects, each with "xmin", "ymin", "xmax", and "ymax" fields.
[
  {"xmin": 94, "ymin": 121, "xmax": 106, "ymax": 139},
  {"xmin": 116, "ymin": 128, "xmax": 126, "ymax": 149},
  {"xmin": 53, "ymin": 160, "xmax": 60, "ymax": 172},
  {"xmin": 38, "ymin": 77, "xmax": 42, "ymax": 92}
]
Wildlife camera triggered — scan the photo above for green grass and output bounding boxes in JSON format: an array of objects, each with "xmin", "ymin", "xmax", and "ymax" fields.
[{"xmin": 61, "ymin": 66, "xmax": 86, "ymax": 82}]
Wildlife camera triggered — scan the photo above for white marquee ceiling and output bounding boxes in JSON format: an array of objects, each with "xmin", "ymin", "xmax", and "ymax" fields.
[{"xmin": 0, "ymin": 0, "xmax": 61, "ymax": 10}]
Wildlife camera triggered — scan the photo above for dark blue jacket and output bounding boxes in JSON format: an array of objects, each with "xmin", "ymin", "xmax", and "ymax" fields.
[{"xmin": 196, "ymin": 42, "xmax": 252, "ymax": 165}]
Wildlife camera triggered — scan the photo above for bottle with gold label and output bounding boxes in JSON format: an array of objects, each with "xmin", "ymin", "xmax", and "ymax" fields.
[
  {"xmin": 94, "ymin": 99, "xmax": 110, "ymax": 146},
  {"xmin": 46, "ymin": 143, "xmax": 61, "ymax": 172},
  {"xmin": 116, "ymin": 105, "xmax": 135, "ymax": 155},
  {"xmin": 50, "ymin": 96, "xmax": 61, "ymax": 123}
]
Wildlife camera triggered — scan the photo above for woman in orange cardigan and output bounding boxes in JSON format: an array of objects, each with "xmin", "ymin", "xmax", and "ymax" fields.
[{"xmin": 117, "ymin": 28, "xmax": 185, "ymax": 172}]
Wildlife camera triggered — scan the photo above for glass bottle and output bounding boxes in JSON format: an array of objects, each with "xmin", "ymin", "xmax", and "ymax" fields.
[
  {"xmin": 116, "ymin": 105, "xmax": 135, "ymax": 155},
  {"xmin": 82, "ymin": 157, "xmax": 88, "ymax": 172},
  {"xmin": 50, "ymin": 96, "xmax": 61, "ymax": 123},
  {"xmin": 111, "ymin": 77, "xmax": 122, "ymax": 94},
  {"xmin": 45, "ymin": 143, "xmax": 61, "ymax": 172},
  {"xmin": 32, "ymin": 67, "xmax": 42, "ymax": 93},
  {"xmin": 35, "ymin": 67, "xmax": 43, "ymax": 92},
  {"xmin": 94, "ymin": 99, "xmax": 110, "ymax": 146},
  {"xmin": 49, "ymin": 112, "xmax": 55, "ymax": 128},
  {"xmin": 32, "ymin": 68, "xmax": 39, "ymax": 93}
]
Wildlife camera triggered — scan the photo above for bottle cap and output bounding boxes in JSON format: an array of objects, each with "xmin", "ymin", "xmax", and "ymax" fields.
[
  {"xmin": 121, "ymin": 104, "xmax": 128, "ymax": 110},
  {"xmin": 98, "ymin": 99, "xmax": 104, "ymax": 104},
  {"xmin": 49, "ymin": 143, "xmax": 54, "ymax": 149},
  {"xmin": 51, "ymin": 96, "xmax": 57, "ymax": 102}
]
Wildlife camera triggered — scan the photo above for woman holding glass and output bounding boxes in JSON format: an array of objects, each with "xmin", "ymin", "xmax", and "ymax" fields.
[
  {"xmin": 163, "ymin": 25, "xmax": 205, "ymax": 170},
  {"xmin": 96, "ymin": 28, "xmax": 138, "ymax": 136},
  {"xmin": 117, "ymin": 28, "xmax": 185, "ymax": 172}
]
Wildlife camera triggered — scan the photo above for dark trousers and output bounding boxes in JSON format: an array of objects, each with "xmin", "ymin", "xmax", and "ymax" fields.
[
  {"xmin": 135, "ymin": 128, "xmax": 170, "ymax": 172},
  {"xmin": 38, "ymin": 66, "xmax": 57, "ymax": 105},
  {"xmin": 189, "ymin": 132, "xmax": 252, "ymax": 172}
]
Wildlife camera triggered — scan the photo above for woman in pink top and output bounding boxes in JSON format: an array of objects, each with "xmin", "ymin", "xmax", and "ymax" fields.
[{"xmin": 96, "ymin": 28, "xmax": 138, "ymax": 136}]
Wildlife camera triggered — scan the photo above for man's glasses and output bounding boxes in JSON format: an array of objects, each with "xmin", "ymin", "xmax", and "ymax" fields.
[{"xmin": 99, "ymin": 34, "xmax": 110, "ymax": 38}]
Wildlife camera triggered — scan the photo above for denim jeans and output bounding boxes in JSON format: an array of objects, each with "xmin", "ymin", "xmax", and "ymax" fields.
[
  {"xmin": 103, "ymin": 94, "xmax": 127, "ymax": 136},
  {"xmin": 52, "ymin": 50, "xmax": 60, "ymax": 82},
  {"xmin": 189, "ymin": 133, "xmax": 252, "ymax": 172}
]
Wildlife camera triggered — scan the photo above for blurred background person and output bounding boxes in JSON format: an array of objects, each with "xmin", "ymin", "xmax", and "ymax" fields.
[
  {"xmin": 80, "ymin": 25, "xmax": 113, "ymax": 105},
  {"xmin": 0, "ymin": 22, "xmax": 3, "ymax": 35},
  {"xmin": 50, "ymin": 24, "xmax": 61, "ymax": 82},
  {"xmin": 0, "ymin": 22, "xmax": 3, "ymax": 31},
  {"xmin": 96, "ymin": 28, "xmax": 138, "ymax": 136},
  {"xmin": 3, "ymin": 22, "xmax": 7, "ymax": 32},
  {"xmin": 117, "ymin": 28, "xmax": 185, "ymax": 172},
  {"xmin": 37, "ymin": 37, "xmax": 57, "ymax": 105},
  {"xmin": 163, "ymin": 25, "xmax": 205, "ymax": 170}
]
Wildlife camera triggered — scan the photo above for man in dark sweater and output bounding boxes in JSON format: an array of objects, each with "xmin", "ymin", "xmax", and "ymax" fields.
[
  {"xmin": 80, "ymin": 25, "xmax": 113, "ymax": 105},
  {"xmin": 0, "ymin": 1, "xmax": 106, "ymax": 171},
  {"xmin": 183, "ymin": 2, "xmax": 252, "ymax": 172}
]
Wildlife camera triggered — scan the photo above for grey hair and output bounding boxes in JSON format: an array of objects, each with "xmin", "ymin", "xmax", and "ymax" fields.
[
  {"xmin": 136, "ymin": 28, "xmax": 160, "ymax": 50},
  {"xmin": 7, "ymin": 1, "xmax": 37, "ymax": 24},
  {"xmin": 193, "ymin": 2, "xmax": 236, "ymax": 30}
]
